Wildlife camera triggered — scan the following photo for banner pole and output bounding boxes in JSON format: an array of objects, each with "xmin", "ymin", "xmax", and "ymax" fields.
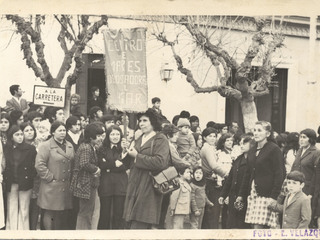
[{"xmin": 123, "ymin": 112, "xmax": 128, "ymax": 139}]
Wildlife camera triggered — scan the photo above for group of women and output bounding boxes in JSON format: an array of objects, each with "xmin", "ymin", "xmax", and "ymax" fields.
[{"xmin": 1, "ymin": 106, "xmax": 320, "ymax": 230}]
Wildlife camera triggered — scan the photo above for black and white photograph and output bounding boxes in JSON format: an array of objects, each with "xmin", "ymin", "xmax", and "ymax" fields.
[{"xmin": 0, "ymin": 0, "xmax": 320, "ymax": 239}]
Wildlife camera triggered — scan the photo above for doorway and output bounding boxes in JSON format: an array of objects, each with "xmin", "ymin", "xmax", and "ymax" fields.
[{"xmin": 225, "ymin": 68, "xmax": 288, "ymax": 133}]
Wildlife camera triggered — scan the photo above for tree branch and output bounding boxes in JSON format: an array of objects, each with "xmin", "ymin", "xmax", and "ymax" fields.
[
  {"xmin": 56, "ymin": 15, "xmax": 108, "ymax": 86},
  {"xmin": 6, "ymin": 15, "xmax": 54, "ymax": 85}
]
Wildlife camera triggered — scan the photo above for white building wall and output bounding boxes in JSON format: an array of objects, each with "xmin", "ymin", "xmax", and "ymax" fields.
[{"xmin": 1, "ymin": 16, "xmax": 320, "ymax": 132}]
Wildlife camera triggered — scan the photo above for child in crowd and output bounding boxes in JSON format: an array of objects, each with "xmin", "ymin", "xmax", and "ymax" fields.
[
  {"xmin": 169, "ymin": 166, "xmax": 192, "ymax": 229},
  {"xmin": 188, "ymin": 133, "xmax": 203, "ymax": 168},
  {"xmin": 70, "ymin": 94, "xmax": 81, "ymax": 116},
  {"xmin": 190, "ymin": 166, "xmax": 214, "ymax": 229},
  {"xmin": 176, "ymin": 118, "xmax": 196, "ymax": 160},
  {"xmin": 270, "ymin": 171, "xmax": 311, "ymax": 229}
]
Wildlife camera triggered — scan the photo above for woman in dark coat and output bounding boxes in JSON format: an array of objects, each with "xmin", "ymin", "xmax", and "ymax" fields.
[
  {"xmin": 291, "ymin": 128, "xmax": 320, "ymax": 196},
  {"xmin": 3, "ymin": 125, "xmax": 37, "ymax": 230},
  {"xmin": 97, "ymin": 125, "xmax": 131, "ymax": 229},
  {"xmin": 239, "ymin": 121, "xmax": 284, "ymax": 229},
  {"xmin": 219, "ymin": 134, "xmax": 253, "ymax": 229},
  {"xmin": 123, "ymin": 109, "xmax": 170, "ymax": 229}
]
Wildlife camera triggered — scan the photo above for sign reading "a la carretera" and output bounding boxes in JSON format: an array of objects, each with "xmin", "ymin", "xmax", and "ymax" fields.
[{"xmin": 33, "ymin": 85, "xmax": 66, "ymax": 108}]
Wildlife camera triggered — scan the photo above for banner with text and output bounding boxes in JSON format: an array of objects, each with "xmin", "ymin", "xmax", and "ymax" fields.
[{"xmin": 103, "ymin": 28, "xmax": 148, "ymax": 112}]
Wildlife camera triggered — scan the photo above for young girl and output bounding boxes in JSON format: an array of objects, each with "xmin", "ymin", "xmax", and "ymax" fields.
[
  {"xmin": 97, "ymin": 124, "xmax": 131, "ymax": 229},
  {"xmin": 169, "ymin": 166, "xmax": 192, "ymax": 229},
  {"xmin": 3, "ymin": 125, "xmax": 37, "ymax": 230},
  {"xmin": 188, "ymin": 133, "xmax": 203, "ymax": 168},
  {"xmin": 190, "ymin": 166, "xmax": 214, "ymax": 229}
]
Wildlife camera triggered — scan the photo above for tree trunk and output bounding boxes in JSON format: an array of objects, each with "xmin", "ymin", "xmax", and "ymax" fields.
[
  {"xmin": 239, "ymin": 98, "xmax": 258, "ymax": 133},
  {"xmin": 64, "ymin": 83, "xmax": 71, "ymax": 119}
]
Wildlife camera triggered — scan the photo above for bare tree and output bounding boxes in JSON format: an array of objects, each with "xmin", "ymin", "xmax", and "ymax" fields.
[
  {"xmin": 152, "ymin": 16, "xmax": 285, "ymax": 132},
  {"xmin": 6, "ymin": 14, "xmax": 108, "ymax": 116}
]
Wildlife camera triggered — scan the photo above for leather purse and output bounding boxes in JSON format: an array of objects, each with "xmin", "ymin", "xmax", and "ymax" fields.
[
  {"xmin": 148, "ymin": 137, "xmax": 180, "ymax": 195},
  {"xmin": 150, "ymin": 166, "xmax": 180, "ymax": 195}
]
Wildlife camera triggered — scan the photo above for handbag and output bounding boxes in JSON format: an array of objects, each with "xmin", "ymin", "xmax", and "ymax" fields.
[{"xmin": 148, "ymin": 138, "xmax": 180, "ymax": 195}]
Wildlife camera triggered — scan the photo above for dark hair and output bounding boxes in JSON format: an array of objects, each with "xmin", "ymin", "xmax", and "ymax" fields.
[
  {"xmin": 284, "ymin": 132, "xmax": 300, "ymax": 153},
  {"xmin": 216, "ymin": 133, "xmax": 234, "ymax": 151},
  {"xmin": 91, "ymin": 86, "xmax": 99, "ymax": 94},
  {"xmin": 137, "ymin": 109, "xmax": 161, "ymax": 132},
  {"xmin": 240, "ymin": 133, "xmax": 254, "ymax": 144},
  {"xmin": 10, "ymin": 110, "xmax": 23, "ymax": 125},
  {"xmin": 233, "ymin": 131, "xmax": 242, "ymax": 145},
  {"xmin": 180, "ymin": 110, "xmax": 190, "ymax": 119},
  {"xmin": 300, "ymin": 128, "xmax": 317, "ymax": 146},
  {"xmin": 287, "ymin": 171, "xmax": 305, "ymax": 184},
  {"xmin": 152, "ymin": 97, "xmax": 161, "ymax": 104},
  {"xmin": 162, "ymin": 124, "xmax": 179, "ymax": 138},
  {"xmin": 189, "ymin": 115, "xmax": 199, "ymax": 123},
  {"xmin": 7, "ymin": 125, "xmax": 22, "ymax": 147},
  {"xmin": 84, "ymin": 123, "xmax": 104, "ymax": 142},
  {"xmin": 9, "ymin": 84, "xmax": 19, "ymax": 96},
  {"xmin": 202, "ymin": 127, "xmax": 218, "ymax": 140},
  {"xmin": 177, "ymin": 165, "xmax": 191, "ymax": 175},
  {"xmin": 50, "ymin": 121, "xmax": 66, "ymax": 135},
  {"xmin": 20, "ymin": 122, "xmax": 37, "ymax": 141},
  {"xmin": 0, "ymin": 112, "xmax": 11, "ymax": 131},
  {"xmin": 102, "ymin": 124, "xmax": 123, "ymax": 150},
  {"xmin": 44, "ymin": 107, "xmax": 63, "ymax": 123},
  {"xmin": 275, "ymin": 133, "xmax": 288, "ymax": 149},
  {"xmin": 89, "ymin": 106, "xmax": 102, "ymax": 119},
  {"xmin": 206, "ymin": 121, "xmax": 216, "ymax": 129},
  {"xmin": 172, "ymin": 115, "xmax": 180, "ymax": 126},
  {"xmin": 101, "ymin": 114, "xmax": 115, "ymax": 124},
  {"xmin": 66, "ymin": 116, "xmax": 80, "ymax": 130},
  {"xmin": 26, "ymin": 111, "xmax": 42, "ymax": 122}
]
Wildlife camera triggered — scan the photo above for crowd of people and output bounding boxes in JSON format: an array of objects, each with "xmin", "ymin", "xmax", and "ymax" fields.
[{"xmin": 0, "ymin": 84, "xmax": 320, "ymax": 230}]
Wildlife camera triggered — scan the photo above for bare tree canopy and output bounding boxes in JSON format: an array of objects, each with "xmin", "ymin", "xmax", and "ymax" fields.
[{"xmin": 151, "ymin": 15, "xmax": 285, "ymax": 132}]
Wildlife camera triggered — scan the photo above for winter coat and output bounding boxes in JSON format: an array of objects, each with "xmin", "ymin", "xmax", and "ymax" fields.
[
  {"xmin": 170, "ymin": 178, "xmax": 191, "ymax": 215},
  {"xmin": 273, "ymin": 191, "xmax": 311, "ymax": 229},
  {"xmin": 311, "ymin": 157, "xmax": 320, "ymax": 216},
  {"xmin": 240, "ymin": 141, "xmax": 284, "ymax": 200},
  {"xmin": 190, "ymin": 182, "xmax": 211, "ymax": 211},
  {"xmin": 70, "ymin": 142, "xmax": 99, "ymax": 200},
  {"xmin": 3, "ymin": 142, "xmax": 37, "ymax": 192},
  {"xmin": 123, "ymin": 132, "xmax": 170, "ymax": 225},
  {"xmin": 35, "ymin": 138, "xmax": 74, "ymax": 210},
  {"xmin": 291, "ymin": 145, "xmax": 320, "ymax": 195},
  {"xmin": 220, "ymin": 154, "xmax": 249, "ymax": 228},
  {"xmin": 97, "ymin": 145, "xmax": 132, "ymax": 197}
]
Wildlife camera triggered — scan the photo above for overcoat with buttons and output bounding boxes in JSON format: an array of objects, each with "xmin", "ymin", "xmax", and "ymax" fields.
[
  {"xmin": 35, "ymin": 138, "xmax": 74, "ymax": 211},
  {"xmin": 3, "ymin": 142, "xmax": 37, "ymax": 192},
  {"xmin": 123, "ymin": 133, "xmax": 170, "ymax": 225},
  {"xmin": 291, "ymin": 145, "xmax": 320, "ymax": 195},
  {"xmin": 220, "ymin": 154, "xmax": 250, "ymax": 228}
]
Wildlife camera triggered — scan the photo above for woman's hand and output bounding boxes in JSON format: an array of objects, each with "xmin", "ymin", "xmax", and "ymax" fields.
[
  {"xmin": 121, "ymin": 138, "xmax": 130, "ymax": 153},
  {"xmin": 128, "ymin": 146, "xmax": 138, "ymax": 158},
  {"xmin": 194, "ymin": 210, "xmax": 201, "ymax": 216},
  {"xmin": 218, "ymin": 197, "xmax": 224, "ymax": 205},
  {"xmin": 224, "ymin": 196, "xmax": 229, "ymax": 205},
  {"xmin": 115, "ymin": 160, "xmax": 123, "ymax": 167}
]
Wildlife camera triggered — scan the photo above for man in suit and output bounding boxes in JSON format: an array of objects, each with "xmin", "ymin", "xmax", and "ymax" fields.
[
  {"xmin": 6, "ymin": 85, "xmax": 30, "ymax": 115},
  {"xmin": 270, "ymin": 171, "xmax": 311, "ymax": 229}
]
